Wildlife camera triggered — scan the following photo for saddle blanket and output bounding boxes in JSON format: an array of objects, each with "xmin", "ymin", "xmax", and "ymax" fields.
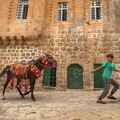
[{"xmin": 10, "ymin": 64, "xmax": 29, "ymax": 76}]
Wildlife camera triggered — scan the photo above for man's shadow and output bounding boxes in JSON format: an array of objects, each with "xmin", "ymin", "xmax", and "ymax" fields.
[{"xmin": 107, "ymin": 97, "xmax": 120, "ymax": 104}]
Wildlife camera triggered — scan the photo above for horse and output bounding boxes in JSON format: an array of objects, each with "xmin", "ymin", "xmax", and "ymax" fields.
[{"xmin": 0, "ymin": 54, "xmax": 58, "ymax": 101}]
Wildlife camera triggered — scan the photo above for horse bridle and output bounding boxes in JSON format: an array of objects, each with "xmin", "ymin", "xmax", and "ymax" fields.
[{"xmin": 38, "ymin": 56, "xmax": 56, "ymax": 68}]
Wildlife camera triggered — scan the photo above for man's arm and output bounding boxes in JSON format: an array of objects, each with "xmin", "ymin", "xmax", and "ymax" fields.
[
  {"xmin": 91, "ymin": 66, "xmax": 103, "ymax": 73},
  {"xmin": 114, "ymin": 69, "xmax": 120, "ymax": 72}
]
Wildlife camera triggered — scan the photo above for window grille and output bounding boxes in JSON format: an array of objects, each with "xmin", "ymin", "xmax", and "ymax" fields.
[
  {"xmin": 16, "ymin": 0, "xmax": 29, "ymax": 19},
  {"xmin": 43, "ymin": 68, "xmax": 57, "ymax": 87},
  {"xmin": 57, "ymin": 3, "xmax": 68, "ymax": 21},
  {"xmin": 91, "ymin": 1, "xmax": 102, "ymax": 20}
]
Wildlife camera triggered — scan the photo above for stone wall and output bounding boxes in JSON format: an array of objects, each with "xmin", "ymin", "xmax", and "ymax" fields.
[{"xmin": 0, "ymin": 0, "xmax": 120, "ymax": 91}]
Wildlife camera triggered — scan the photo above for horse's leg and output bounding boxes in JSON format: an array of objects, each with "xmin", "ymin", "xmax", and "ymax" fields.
[
  {"xmin": 24, "ymin": 90, "xmax": 31, "ymax": 96},
  {"xmin": 2, "ymin": 72, "xmax": 11, "ymax": 100},
  {"xmin": 24, "ymin": 83, "xmax": 31, "ymax": 96},
  {"xmin": 30, "ymin": 79, "xmax": 36, "ymax": 101},
  {"xmin": 16, "ymin": 78, "xmax": 24, "ymax": 98},
  {"xmin": 17, "ymin": 87, "xmax": 24, "ymax": 98}
]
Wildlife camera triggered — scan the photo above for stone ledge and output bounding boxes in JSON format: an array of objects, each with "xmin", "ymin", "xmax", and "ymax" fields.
[{"xmin": 0, "ymin": 35, "xmax": 40, "ymax": 46}]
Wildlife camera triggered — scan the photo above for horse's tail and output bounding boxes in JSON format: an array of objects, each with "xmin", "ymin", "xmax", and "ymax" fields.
[{"xmin": 0, "ymin": 66, "xmax": 11, "ymax": 77}]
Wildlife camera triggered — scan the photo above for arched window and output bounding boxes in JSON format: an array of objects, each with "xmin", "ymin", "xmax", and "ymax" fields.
[{"xmin": 43, "ymin": 68, "xmax": 57, "ymax": 87}]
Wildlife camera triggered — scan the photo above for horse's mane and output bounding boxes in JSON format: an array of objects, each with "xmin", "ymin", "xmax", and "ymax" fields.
[
  {"xmin": 32, "ymin": 57, "xmax": 42, "ymax": 65},
  {"xmin": 27, "ymin": 59, "xmax": 34, "ymax": 64}
]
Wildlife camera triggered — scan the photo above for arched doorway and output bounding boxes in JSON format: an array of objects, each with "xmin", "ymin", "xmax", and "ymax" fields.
[{"xmin": 67, "ymin": 64, "xmax": 83, "ymax": 89}]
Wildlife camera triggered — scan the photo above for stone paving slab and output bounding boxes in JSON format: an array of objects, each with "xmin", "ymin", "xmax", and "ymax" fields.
[{"xmin": 0, "ymin": 90, "xmax": 120, "ymax": 120}]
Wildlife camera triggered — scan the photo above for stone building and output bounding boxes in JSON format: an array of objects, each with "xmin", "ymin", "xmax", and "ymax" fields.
[{"xmin": 0, "ymin": 0, "xmax": 120, "ymax": 91}]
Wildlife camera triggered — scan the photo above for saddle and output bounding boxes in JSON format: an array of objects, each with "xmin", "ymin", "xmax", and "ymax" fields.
[{"xmin": 10, "ymin": 62, "xmax": 29, "ymax": 76}]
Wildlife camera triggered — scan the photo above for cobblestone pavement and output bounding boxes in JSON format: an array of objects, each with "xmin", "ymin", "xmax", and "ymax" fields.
[{"xmin": 0, "ymin": 90, "xmax": 120, "ymax": 120}]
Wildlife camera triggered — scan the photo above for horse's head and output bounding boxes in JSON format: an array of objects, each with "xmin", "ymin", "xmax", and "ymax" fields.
[{"xmin": 40, "ymin": 54, "xmax": 58, "ymax": 68}]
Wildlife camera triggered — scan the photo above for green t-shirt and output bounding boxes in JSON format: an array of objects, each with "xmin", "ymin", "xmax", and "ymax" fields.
[{"xmin": 102, "ymin": 61, "xmax": 115, "ymax": 79}]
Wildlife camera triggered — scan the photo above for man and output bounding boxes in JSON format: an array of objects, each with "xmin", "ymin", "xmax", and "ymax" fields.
[{"xmin": 91, "ymin": 54, "xmax": 120, "ymax": 104}]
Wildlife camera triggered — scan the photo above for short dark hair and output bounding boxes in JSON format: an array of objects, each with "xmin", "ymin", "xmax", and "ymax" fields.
[{"xmin": 106, "ymin": 54, "xmax": 114, "ymax": 58}]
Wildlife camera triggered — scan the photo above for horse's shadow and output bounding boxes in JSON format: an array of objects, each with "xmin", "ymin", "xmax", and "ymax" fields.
[{"xmin": 1, "ymin": 94, "xmax": 52, "ymax": 102}]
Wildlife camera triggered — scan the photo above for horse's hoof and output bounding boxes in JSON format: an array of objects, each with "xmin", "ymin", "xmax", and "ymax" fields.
[
  {"xmin": 2, "ymin": 97, "xmax": 5, "ymax": 100},
  {"xmin": 32, "ymin": 98, "xmax": 36, "ymax": 101},
  {"xmin": 24, "ymin": 92, "xmax": 28, "ymax": 95},
  {"xmin": 21, "ymin": 95, "xmax": 24, "ymax": 98}
]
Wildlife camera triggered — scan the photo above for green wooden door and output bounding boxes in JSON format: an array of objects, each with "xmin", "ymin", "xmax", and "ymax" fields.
[
  {"xmin": 94, "ymin": 64, "xmax": 104, "ymax": 88},
  {"xmin": 43, "ymin": 68, "xmax": 56, "ymax": 87},
  {"xmin": 67, "ymin": 64, "xmax": 83, "ymax": 89}
]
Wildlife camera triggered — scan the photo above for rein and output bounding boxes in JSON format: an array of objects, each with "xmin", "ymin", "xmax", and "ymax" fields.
[{"xmin": 38, "ymin": 63, "xmax": 57, "ymax": 68}]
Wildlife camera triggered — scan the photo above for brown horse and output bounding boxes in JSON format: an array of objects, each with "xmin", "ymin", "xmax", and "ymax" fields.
[{"xmin": 0, "ymin": 54, "xmax": 58, "ymax": 101}]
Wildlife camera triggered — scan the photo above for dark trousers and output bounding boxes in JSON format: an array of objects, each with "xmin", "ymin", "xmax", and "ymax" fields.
[{"xmin": 99, "ymin": 77, "xmax": 119, "ymax": 99}]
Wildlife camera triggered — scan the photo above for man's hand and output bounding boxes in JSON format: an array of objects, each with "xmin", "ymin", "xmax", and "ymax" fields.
[
  {"xmin": 91, "ymin": 66, "xmax": 103, "ymax": 73},
  {"xmin": 114, "ymin": 69, "xmax": 120, "ymax": 72},
  {"xmin": 91, "ymin": 70, "xmax": 95, "ymax": 73}
]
